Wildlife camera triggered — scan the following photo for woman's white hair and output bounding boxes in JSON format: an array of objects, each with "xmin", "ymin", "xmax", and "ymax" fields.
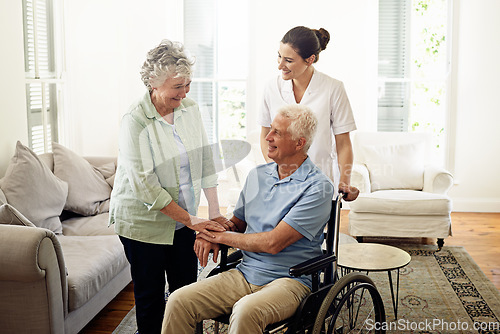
[
  {"xmin": 278, "ymin": 104, "xmax": 318, "ymax": 152},
  {"xmin": 140, "ymin": 39, "xmax": 195, "ymax": 91}
]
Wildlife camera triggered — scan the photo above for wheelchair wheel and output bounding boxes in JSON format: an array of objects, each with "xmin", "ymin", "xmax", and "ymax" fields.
[{"xmin": 312, "ymin": 272, "xmax": 386, "ymax": 334}]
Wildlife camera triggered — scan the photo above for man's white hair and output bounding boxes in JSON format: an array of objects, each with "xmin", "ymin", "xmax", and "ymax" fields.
[{"xmin": 277, "ymin": 104, "xmax": 318, "ymax": 153}]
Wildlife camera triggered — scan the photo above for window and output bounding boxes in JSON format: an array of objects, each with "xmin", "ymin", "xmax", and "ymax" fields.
[
  {"xmin": 22, "ymin": 0, "xmax": 64, "ymax": 154},
  {"xmin": 183, "ymin": 0, "xmax": 248, "ymax": 143},
  {"xmin": 378, "ymin": 0, "xmax": 451, "ymax": 164}
]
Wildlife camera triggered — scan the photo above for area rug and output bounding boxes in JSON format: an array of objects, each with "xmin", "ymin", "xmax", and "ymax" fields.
[{"xmin": 113, "ymin": 245, "xmax": 500, "ymax": 333}]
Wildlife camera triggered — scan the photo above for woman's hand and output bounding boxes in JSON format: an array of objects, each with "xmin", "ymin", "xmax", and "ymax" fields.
[
  {"xmin": 210, "ymin": 215, "xmax": 238, "ymax": 232},
  {"xmin": 188, "ymin": 216, "xmax": 226, "ymax": 238},
  {"xmin": 194, "ymin": 236, "xmax": 220, "ymax": 267}
]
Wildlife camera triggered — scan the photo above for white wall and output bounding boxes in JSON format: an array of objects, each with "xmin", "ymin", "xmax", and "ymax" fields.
[
  {"xmin": 1, "ymin": 0, "xmax": 499, "ymax": 212},
  {"xmin": 63, "ymin": 0, "xmax": 182, "ymax": 156},
  {"xmin": 0, "ymin": 1, "xmax": 29, "ymax": 176},
  {"xmin": 447, "ymin": 0, "xmax": 500, "ymax": 212}
]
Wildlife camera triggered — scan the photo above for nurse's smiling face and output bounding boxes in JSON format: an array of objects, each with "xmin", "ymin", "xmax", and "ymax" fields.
[{"xmin": 277, "ymin": 42, "xmax": 312, "ymax": 81}]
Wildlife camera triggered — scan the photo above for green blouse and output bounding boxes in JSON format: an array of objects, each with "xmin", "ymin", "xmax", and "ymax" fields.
[{"xmin": 109, "ymin": 92, "xmax": 217, "ymax": 244}]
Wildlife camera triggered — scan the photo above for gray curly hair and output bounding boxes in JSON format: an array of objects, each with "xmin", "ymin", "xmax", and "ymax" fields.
[
  {"xmin": 140, "ymin": 39, "xmax": 195, "ymax": 91},
  {"xmin": 278, "ymin": 104, "xmax": 318, "ymax": 153}
]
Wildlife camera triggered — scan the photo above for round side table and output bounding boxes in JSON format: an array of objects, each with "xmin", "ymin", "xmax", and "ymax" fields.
[{"xmin": 337, "ymin": 243, "xmax": 411, "ymax": 319}]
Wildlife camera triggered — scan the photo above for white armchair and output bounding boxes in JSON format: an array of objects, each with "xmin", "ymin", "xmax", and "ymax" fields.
[{"xmin": 348, "ymin": 132, "xmax": 453, "ymax": 249}]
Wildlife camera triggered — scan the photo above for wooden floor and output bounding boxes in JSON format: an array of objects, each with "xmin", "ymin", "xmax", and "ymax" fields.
[{"xmin": 80, "ymin": 210, "xmax": 500, "ymax": 333}]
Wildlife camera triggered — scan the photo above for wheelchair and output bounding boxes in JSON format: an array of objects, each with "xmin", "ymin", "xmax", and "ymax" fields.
[{"xmin": 199, "ymin": 194, "xmax": 386, "ymax": 333}]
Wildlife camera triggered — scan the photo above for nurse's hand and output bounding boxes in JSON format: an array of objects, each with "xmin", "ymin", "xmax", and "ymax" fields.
[
  {"xmin": 210, "ymin": 216, "xmax": 238, "ymax": 232},
  {"xmin": 338, "ymin": 182, "xmax": 360, "ymax": 201},
  {"xmin": 194, "ymin": 237, "xmax": 220, "ymax": 267}
]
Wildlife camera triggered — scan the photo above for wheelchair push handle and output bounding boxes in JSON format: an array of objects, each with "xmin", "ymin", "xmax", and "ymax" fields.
[{"xmin": 338, "ymin": 184, "xmax": 359, "ymax": 202}]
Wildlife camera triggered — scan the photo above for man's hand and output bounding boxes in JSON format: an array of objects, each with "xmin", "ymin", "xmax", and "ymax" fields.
[
  {"xmin": 338, "ymin": 182, "xmax": 360, "ymax": 201},
  {"xmin": 196, "ymin": 230, "xmax": 225, "ymax": 245},
  {"xmin": 194, "ymin": 236, "xmax": 220, "ymax": 267},
  {"xmin": 210, "ymin": 215, "xmax": 238, "ymax": 232}
]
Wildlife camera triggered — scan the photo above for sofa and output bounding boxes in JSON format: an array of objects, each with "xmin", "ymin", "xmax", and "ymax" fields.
[{"xmin": 0, "ymin": 141, "xmax": 131, "ymax": 334}]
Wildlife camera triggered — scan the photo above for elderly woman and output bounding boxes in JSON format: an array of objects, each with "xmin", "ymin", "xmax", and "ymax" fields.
[{"xmin": 109, "ymin": 39, "xmax": 232, "ymax": 334}]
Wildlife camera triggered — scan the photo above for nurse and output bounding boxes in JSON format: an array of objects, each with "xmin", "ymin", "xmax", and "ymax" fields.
[{"xmin": 258, "ymin": 26, "xmax": 359, "ymax": 201}]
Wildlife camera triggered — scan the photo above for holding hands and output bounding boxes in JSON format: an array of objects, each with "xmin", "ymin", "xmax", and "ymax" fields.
[
  {"xmin": 210, "ymin": 215, "xmax": 238, "ymax": 232},
  {"xmin": 193, "ymin": 215, "xmax": 237, "ymax": 266},
  {"xmin": 187, "ymin": 215, "xmax": 226, "ymax": 237}
]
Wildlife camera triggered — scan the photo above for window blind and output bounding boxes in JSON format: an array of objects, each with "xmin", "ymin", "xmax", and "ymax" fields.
[
  {"xmin": 183, "ymin": 0, "xmax": 248, "ymax": 143},
  {"xmin": 377, "ymin": 0, "xmax": 411, "ymax": 132},
  {"xmin": 23, "ymin": 0, "xmax": 59, "ymax": 154},
  {"xmin": 184, "ymin": 0, "xmax": 217, "ymax": 143}
]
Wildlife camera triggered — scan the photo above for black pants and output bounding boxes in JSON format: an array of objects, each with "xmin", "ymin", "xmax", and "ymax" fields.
[{"xmin": 120, "ymin": 227, "xmax": 197, "ymax": 334}]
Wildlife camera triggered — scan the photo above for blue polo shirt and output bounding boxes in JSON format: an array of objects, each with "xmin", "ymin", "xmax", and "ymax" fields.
[{"xmin": 233, "ymin": 157, "xmax": 334, "ymax": 289}]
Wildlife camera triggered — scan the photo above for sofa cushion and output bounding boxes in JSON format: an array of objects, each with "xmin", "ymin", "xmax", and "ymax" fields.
[
  {"xmin": 0, "ymin": 141, "xmax": 68, "ymax": 233},
  {"xmin": 58, "ymin": 235, "xmax": 128, "ymax": 311},
  {"xmin": 62, "ymin": 213, "xmax": 115, "ymax": 236},
  {"xmin": 361, "ymin": 142, "xmax": 424, "ymax": 191},
  {"xmin": 0, "ymin": 203, "xmax": 36, "ymax": 227},
  {"xmin": 348, "ymin": 190, "xmax": 452, "ymax": 216},
  {"xmin": 52, "ymin": 142, "xmax": 112, "ymax": 216}
]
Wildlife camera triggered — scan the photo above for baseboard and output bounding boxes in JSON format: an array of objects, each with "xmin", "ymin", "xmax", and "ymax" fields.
[{"xmin": 451, "ymin": 198, "xmax": 500, "ymax": 213}]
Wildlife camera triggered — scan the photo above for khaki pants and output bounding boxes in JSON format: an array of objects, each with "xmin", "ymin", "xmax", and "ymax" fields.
[{"xmin": 161, "ymin": 269, "xmax": 310, "ymax": 334}]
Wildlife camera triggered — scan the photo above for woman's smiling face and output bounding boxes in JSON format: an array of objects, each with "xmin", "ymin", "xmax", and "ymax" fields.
[
  {"xmin": 277, "ymin": 42, "xmax": 310, "ymax": 81},
  {"xmin": 152, "ymin": 76, "xmax": 191, "ymax": 113}
]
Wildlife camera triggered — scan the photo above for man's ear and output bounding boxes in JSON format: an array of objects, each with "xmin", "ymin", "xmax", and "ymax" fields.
[{"xmin": 296, "ymin": 137, "xmax": 307, "ymax": 151}]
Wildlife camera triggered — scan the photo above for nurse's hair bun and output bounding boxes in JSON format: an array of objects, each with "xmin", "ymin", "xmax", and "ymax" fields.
[{"xmin": 314, "ymin": 28, "xmax": 330, "ymax": 51}]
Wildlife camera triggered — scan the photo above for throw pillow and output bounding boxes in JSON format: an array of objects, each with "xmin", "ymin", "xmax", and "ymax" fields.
[
  {"xmin": 95, "ymin": 162, "xmax": 116, "ymax": 187},
  {"xmin": 52, "ymin": 142, "xmax": 112, "ymax": 216},
  {"xmin": 0, "ymin": 188, "xmax": 7, "ymax": 204},
  {"xmin": 362, "ymin": 142, "xmax": 425, "ymax": 191},
  {"xmin": 0, "ymin": 141, "xmax": 68, "ymax": 233},
  {"xmin": 0, "ymin": 203, "xmax": 36, "ymax": 227}
]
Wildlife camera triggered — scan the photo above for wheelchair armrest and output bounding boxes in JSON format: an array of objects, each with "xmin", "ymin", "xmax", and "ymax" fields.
[
  {"xmin": 207, "ymin": 245, "xmax": 243, "ymax": 278},
  {"xmin": 289, "ymin": 254, "xmax": 336, "ymax": 277},
  {"xmin": 226, "ymin": 249, "xmax": 242, "ymax": 263},
  {"xmin": 208, "ymin": 260, "xmax": 240, "ymax": 277}
]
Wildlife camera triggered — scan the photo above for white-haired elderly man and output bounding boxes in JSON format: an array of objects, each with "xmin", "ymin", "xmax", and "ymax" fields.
[{"xmin": 162, "ymin": 105, "xmax": 335, "ymax": 334}]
